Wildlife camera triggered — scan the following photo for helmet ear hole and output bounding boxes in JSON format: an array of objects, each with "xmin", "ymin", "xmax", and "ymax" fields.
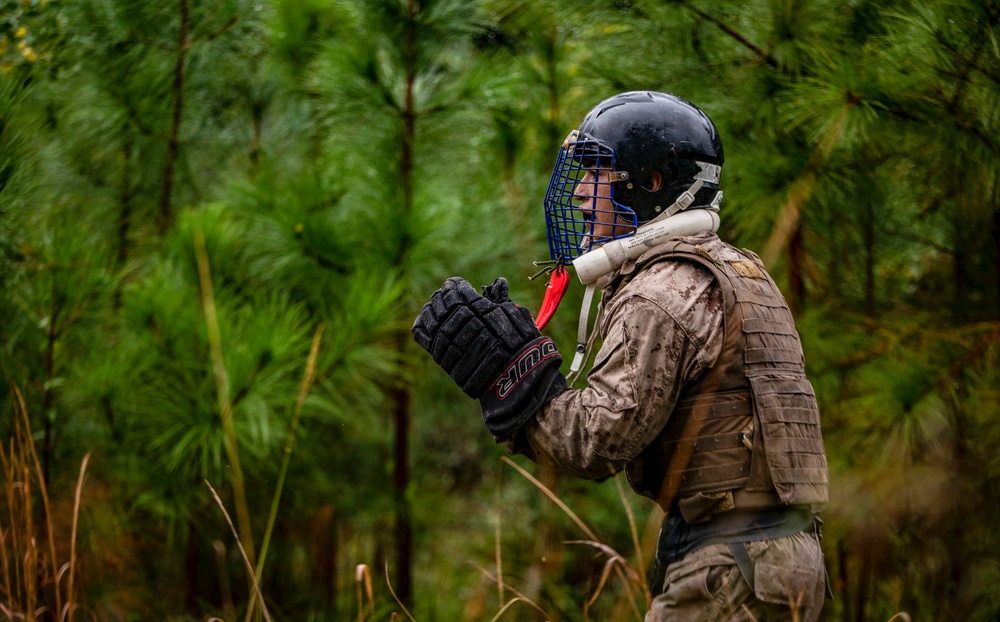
[{"xmin": 642, "ymin": 170, "xmax": 664, "ymax": 192}]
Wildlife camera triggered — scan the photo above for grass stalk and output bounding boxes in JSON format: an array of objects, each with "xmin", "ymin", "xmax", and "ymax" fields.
[
  {"xmin": 194, "ymin": 230, "xmax": 257, "ymax": 574},
  {"xmin": 0, "ymin": 430, "xmax": 23, "ymax": 613},
  {"xmin": 566, "ymin": 541, "xmax": 644, "ymax": 620},
  {"xmin": 16, "ymin": 386, "xmax": 63, "ymax": 619},
  {"xmin": 471, "ymin": 563, "xmax": 553, "ymax": 621},
  {"xmin": 494, "ymin": 467, "xmax": 504, "ymax": 610},
  {"xmin": 23, "ymin": 464, "xmax": 36, "ymax": 621},
  {"xmin": 255, "ymin": 324, "xmax": 324, "ymax": 577},
  {"xmin": 502, "ymin": 456, "xmax": 651, "ymax": 619},
  {"xmin": 613, "ymin": 472, "xmax": 649, "ymax": 603},
  {"xmin": 65, "ymin": 452, "xmax": 90, "ymax": 622},
  {"xmin": 212, "ymin": 540, "xmax": 235, "ymax": 622},
  {"xmin": 487, "ymin": 597, "xmax": 532, "ymax": 622},
  {"xmin": 245, "ymin": 324, "xmax": 324, "ymax": 622},
  {"xmin": 500, "ymin": 456, "xmax": 598, "ymax": 541},
  {"xmin": 384, "ymin": 562, "xmax": 416, "ymax": 622},
  {"xmin": 2, "ymin": 387, "xmax": 88, "ymax": 619},
  {"xmin": 355, "ymin": 564, "xmax": 373, "ymax": 622},
  {"xmin": 0, "ymin": 527, "xmax": 11, "ymax": 615},
  {"xmin": 16, "ymin": 385, "xmax": 60, "ymax": 619},
  {"xmin": 204, "ymin": 480, "xmax": 272, "ymax": 622}
]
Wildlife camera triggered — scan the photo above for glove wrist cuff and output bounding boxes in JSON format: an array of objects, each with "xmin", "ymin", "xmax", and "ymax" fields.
[{"xmin": 481, "ymin": 337, "xmax": 566, "ymax": 437}]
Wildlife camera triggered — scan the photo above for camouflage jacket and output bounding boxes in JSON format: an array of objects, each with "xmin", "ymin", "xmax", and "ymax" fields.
[{"xmin": 502, "ymin": 232, "xmax": 730, "ymax": 482}]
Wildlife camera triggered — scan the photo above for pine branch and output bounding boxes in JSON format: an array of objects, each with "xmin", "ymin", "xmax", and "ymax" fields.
[
  {"xmin": 193, "ymin": 15, "xmax": 238, "ymax": 46},
  {"xmin": 191, "ymin": 0, "xmax": 237, "ymax": 44},
  {"xmin": 681, "ymin": 2, "xmax": 778, "ymax": 69},
  {"xmin": 129, "ymin": 32, "xmax": 174, "ymax": 52},
  {"xmin": 933, "ymin": 33, "xmax": 1000, "ymax": 88},
  {"xmin": 928, "ymin": 85, "xmax": 1000, "ymax": 157},
  {"xmin": 762, "ymin": 101, "xmax": 851, "ymax": 266},
  {"xmin": 944, "ymin": 8, "xmax": 997, "ymax": 108}
]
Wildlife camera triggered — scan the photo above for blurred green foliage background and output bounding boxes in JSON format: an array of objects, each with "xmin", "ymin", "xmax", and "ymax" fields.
[{"xmin": 2, "ymin": 0, "xmax": 999, "ymax": 620}]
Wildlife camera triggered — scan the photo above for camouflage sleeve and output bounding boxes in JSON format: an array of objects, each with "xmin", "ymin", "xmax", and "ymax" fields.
[{"xmin": 501, "ymin": 261, "xmax": 724, "ymax": 480}]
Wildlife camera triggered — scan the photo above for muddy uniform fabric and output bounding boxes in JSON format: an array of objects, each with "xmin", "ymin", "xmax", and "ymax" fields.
[
  {"xmin": 648, "ymin": 532, "xmax": 826, "ymax": 621},
  {"xmin": 500, "ymin": 232, "xmax": 828, "ymax": 621}
]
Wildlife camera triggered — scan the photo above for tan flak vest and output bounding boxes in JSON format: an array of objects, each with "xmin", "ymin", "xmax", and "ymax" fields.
[{"xmin": 619, "ymin": 235, "xmax": 828, "ymax": 520}]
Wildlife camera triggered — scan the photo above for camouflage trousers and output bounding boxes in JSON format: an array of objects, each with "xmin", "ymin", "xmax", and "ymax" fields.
[{"xmin": 645, "ymin": 531, "xmax": 827, "ymax": 622}]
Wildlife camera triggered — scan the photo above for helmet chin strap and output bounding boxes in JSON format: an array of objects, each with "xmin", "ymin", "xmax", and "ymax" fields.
[
  {"xmin": 567, "ymin": 186, "xmax": 722, "ymax": 376},
  {"xmin": 652, "ymin": 178, "xmax": 706, "ymax": 222}
]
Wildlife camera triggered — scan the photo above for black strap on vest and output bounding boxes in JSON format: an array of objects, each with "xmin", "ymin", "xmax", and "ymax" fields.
[{"xmin": 728, "ymin": 542, "xmax": 756, "ymax": 590}]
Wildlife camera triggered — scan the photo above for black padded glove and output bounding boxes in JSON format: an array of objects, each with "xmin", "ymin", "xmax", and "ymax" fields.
[
  {"xmin": 412, "ymin": 277, "xmax": 566, "ymax": 436},
  {"xmin": 480, "ymin": 276, "xmax": 509, "ymax": 304}
]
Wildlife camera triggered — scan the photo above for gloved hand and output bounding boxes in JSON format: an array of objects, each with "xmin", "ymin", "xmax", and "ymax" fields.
[{"xmin": 412, "ymin": 277, "xmax": 566, "ymax": 436}]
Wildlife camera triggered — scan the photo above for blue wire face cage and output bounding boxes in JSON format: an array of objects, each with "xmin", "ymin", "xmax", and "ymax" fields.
[{"xmin": 543, "ymin": 131, "xmax": 638, "ymax": 262}]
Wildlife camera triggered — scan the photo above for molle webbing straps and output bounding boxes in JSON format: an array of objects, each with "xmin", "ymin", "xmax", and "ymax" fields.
[
  {"xmin": 659, "ymin": 393, "xmax": 755, "ymax": 498},
  {"xmin": 623, "ymin": 236, "xmax": 828, "ymax": 509},
  {"xmin": 747, "ymin": 376, "xmax": 827, "ymax": 505}
]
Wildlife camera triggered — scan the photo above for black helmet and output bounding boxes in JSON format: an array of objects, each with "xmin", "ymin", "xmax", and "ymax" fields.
[{"xmin": 544, "ymin": 91, "xmax": 724, "ymax": 261}]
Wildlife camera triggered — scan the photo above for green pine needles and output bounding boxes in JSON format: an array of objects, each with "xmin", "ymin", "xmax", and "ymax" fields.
[{"xmin": 1, "ymin": 0, "xmax": 1000, "ymax": 619}]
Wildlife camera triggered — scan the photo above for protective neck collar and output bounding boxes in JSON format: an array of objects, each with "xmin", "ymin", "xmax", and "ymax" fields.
[
  {"xmin": 571, "ymin": 185, "xmax": 722, "ymax": 286},
  {"xmin": 567, "ymin": 186, "xmax": 722, "ymax": 376}
]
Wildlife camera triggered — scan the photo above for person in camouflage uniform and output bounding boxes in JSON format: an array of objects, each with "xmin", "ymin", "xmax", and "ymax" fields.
[{"xmin": 413, "ymin": 91, "xmax": 829, "ymax": 621}]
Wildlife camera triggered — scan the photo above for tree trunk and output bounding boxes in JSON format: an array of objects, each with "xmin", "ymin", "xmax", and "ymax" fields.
[
  {"xmin": 115, "ymin": 127, "xmax": 134, "ymax": 311},
  {"xmin": 855, "ymin": 544, "xmax": 869, "ymax": 622},
  {"xmin": 184, "ymin": 523, "xmax": 201, "ymax": 615},
  {"xmin": 392, "ymin": 383, "xmax": 413, "ymax": 604},
  {"xmin": 42, "ymin": 299, "xmax": 60, "ymax": 487},
  {"xmin": 118, "ymin": 129, "xmax": 134, "ymax": 267},
  {"xmin": 159, "ymin": 0, "xmax": 190, "ymax": 234},
  {"xmin": 391, "ymin": 0, "xmax": 418, "ymax": 605},
  {"xmin": 249, "ymin": 108, "xmax": 262, "ymax": 173},
  {"xmin": 953, "ymin": 224, "xmax": 970, "ymax": 321},
  {"xmin": 863, "ymin": 198, "xmax": 876, "ymax": 319},
  {"xmin": 992, "ymin": 202, "xmax": 1000, "ymax": 320},
  {"xmin": 943, "ymin": 381, "xmax": 970, "ymax": 620},
  {"xmin": 787, "ymin": 222, "xmax": 806, "ymax": 315},
  {"xmin": 838, "ymin": 538, "xmax": 850, "ymax": 622}
]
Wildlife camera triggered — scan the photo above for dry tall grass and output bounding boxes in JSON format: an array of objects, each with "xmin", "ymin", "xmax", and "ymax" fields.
[
  {"xmin": 340, "ymin": 455, "xmax": 651, "ymax": 622},
  {"xmin": 495, "ymin": 457, "xmax": 650, "ymax": 621},
  {"xmin": 1, "ymin": 387, "xmax": 89, "ymax": 621}
]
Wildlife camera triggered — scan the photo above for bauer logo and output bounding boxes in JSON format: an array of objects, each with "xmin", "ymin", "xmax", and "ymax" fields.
[{"xmin": 492, "ymin": 339, "xmax": 560, "ymax": 400}]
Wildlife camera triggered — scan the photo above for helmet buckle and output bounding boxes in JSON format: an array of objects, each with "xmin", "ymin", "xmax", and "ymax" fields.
[{"xmin": 562, "ymin": 129, "xmax": 580, "ymax": 148}]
